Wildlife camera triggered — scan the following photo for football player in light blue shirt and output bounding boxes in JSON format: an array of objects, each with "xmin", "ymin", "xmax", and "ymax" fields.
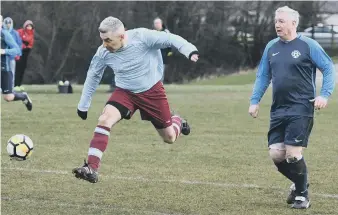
[{"xmin": 73, "ymin": 17, "xmax": 199, "ymax": 183}]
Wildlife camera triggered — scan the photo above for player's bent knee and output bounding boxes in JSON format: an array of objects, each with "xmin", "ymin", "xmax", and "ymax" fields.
[
  {"xmin": 268, "ymin": 142, "xmax": 286, "ymax": 163},
  {"xmin": 159, "ymin": 127, "xmax": 177, "ymax": 144},
  {"xmin": 269, "ymin": 149, "xmax": 286, "ymax": 163},
  {"xmin": 97, "ymin": 105, "xmax": 122, "ymax": 128},
  {"xmin": 163, "ymin": 134, "xmax": 176, "ymax": 144},
  {"xmin": 3, "ymin": 95, "xmax": 12, "ymax": 102},
  {"xmin": 285, "ymin": 145, "xmax": 303, "ymax": 161},
  {"xmin": 163, "ymin": 137, "xmax": 175, "ymax": 144},
  {"xmin": 98, "ymin": 114, "xmax": 110, "ymax": 126}
]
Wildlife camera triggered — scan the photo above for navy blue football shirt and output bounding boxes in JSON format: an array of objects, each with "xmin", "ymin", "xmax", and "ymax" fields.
[{"xmin": 250, "ymin": 34, "xmax": 335, "ymax": 118}]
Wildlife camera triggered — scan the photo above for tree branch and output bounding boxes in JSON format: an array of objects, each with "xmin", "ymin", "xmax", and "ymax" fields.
[{"xmin": 52, "ymin": 27, "xmax": 82, "ymax": 81}]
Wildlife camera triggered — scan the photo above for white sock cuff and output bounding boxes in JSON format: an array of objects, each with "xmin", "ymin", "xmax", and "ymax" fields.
[
  {"xmin": 94, "ymin": 127, "xmax": 110, "ymax": 136},
  {"xmin": 88, "ymin": 148, "xmax": 103, "ymax": 159}
]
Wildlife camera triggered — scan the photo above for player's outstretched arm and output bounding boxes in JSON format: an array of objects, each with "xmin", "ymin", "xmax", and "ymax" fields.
[
  {"xmin": 77, "ymin": 50, "xmax": 107, "ymax": 120},
  {"xmin": 2, "ymin": 30, "xmax": 20, "ymax": 57},
  {"xmin": 141, "ymin": 28, "xmax": 199, "ymax": 61}
]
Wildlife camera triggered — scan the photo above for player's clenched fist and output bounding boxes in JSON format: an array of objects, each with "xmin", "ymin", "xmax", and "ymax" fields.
[
  {"xmin": 189, "ymin": 51, "xmax": 199, "ymax": 62},
  {"xmin": 77, "ymin": 109, "xmax": 87, "ymax": 120},
  {"xmin": 190, "ymin": 54, "xmax": 199, "ymax": 62},
  {"xmin": 310, "ymin": 96, "xmax": 328, "ymax": 110},
  {"xmin": 248, "ymin": 104, "xmax": 259, "ymax": 118}
]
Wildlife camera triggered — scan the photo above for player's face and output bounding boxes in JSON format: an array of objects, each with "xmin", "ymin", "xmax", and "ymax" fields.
[
  {"xmin": 100, "ymin": 32, "xmax": 124, "ymax": 52},
  {"xmin": 154, "ymin": 19, "xmax": 162, "ymax": 31},
  {"xmin": 275, "ymin": 12, "xmax": 296, "ymax": 40},
  {"xmin": 6, "ymin": 21, "xmax": 11, "ymax": 30},
  {"xmin": 26, "ymin": 25, "xmax": 33, "ymax": 30}
]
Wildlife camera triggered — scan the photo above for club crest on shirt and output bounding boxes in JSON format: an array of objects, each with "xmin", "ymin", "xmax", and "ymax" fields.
[{"xmin": 291, "ymin": 50, "xmax": 301, "ymax": 59}]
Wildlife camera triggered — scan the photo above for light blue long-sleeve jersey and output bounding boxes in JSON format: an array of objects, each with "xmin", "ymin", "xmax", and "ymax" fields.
[
  {"xmin": 78, "ymin": 28, "xmax": 198, "ymax": 111},
  {"xmin": 250, "ymin": 35, "xmax": 335, "ymax": 118},
  {"xmin": 1, "ymin": 29, "xmax": 21, "ymax": 72},
  {"xmin": 3, "ymin": 17, "xmax": 23, "ymax": 59}
]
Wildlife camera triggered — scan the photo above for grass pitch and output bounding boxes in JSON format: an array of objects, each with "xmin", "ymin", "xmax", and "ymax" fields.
[{"xmin": 1, "ymin": 82, "xmax": 338, "ymax": 215}]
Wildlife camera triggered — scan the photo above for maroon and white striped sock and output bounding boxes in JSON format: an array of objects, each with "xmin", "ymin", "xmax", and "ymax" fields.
[
  {"xmin": 171, "ymin": 115, "xmax": 182, "ymax": 140},
  {"xmin": 87, "ymin": 125, "xmax": 110, "ymax": 171}
]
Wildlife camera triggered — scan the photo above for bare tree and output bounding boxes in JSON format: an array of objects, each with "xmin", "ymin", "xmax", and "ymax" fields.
[{"xmin": 1, "ymin": 1, "xmax": 332, "ymax": 84}]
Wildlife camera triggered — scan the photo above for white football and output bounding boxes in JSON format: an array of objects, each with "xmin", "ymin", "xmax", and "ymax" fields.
[{"xmin": 7, "ymin": 134, "xmax": 34, "ymax": 161}]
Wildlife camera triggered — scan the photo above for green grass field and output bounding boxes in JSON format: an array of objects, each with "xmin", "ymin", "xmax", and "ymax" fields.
[
  {"xmin": 2, "ymin": 83, "xmax": 338, "ymax": 215},
  {"xmin": 189, "ymin": 70, "xmax": 256, "ymax": 86}
]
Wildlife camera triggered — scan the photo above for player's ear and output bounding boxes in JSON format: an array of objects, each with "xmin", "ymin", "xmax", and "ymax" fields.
[{"xmin": 292, "ymin": 20, "xmax": 296, "ymax": 27}]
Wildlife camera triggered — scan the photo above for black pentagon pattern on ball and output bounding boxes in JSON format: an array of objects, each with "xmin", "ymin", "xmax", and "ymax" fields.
[{"xmin": 9, "ymin": 135, "xmax": 33, "ymax": 161}]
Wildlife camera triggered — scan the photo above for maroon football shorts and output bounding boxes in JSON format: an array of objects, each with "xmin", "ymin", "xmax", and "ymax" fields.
[{"xmin": 106, "ymin": 81, "xmax": 172, "ymax": 129}]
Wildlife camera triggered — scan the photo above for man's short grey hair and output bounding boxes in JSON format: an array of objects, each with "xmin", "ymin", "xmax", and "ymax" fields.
[
  {"xmin": 98, "ymin": 16, "xmax": 124, "ymax": 34},
  {"xmin": 153, "ymin": 17, "xmax": 162, "ymax": 23},
  {"xmin": 275, "ymin": 6, "xmax": 300, "ymax": 27}
]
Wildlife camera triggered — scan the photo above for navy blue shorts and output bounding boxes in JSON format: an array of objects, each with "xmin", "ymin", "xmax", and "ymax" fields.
[
  {"xmin": 268, "ymin": 116, "xmax": 314, "ymax": 147},
  {"xmin": 1, "ymin": 71, "xmax": 13, "ymax": 94}
]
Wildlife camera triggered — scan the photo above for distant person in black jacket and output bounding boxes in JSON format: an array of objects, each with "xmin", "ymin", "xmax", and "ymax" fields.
[{"xmin": 153, "ymin": 17, "xmax": 172, "ymax": 83}]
